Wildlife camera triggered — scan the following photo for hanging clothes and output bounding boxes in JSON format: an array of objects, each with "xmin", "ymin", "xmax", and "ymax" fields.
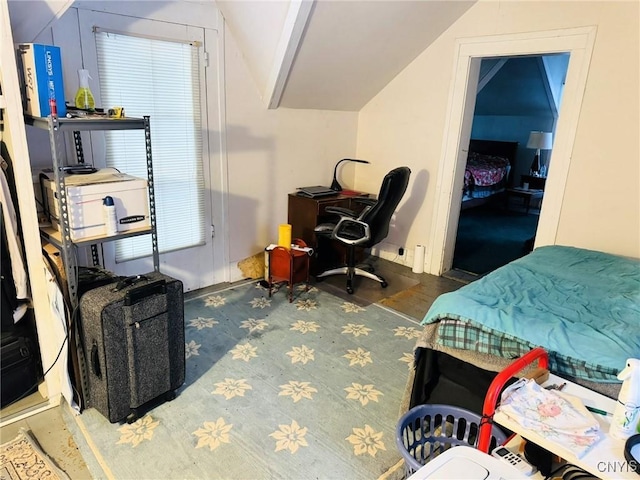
[{"xmin": 0, "ymin": 155, "xmax": 29, "ymax": 323}]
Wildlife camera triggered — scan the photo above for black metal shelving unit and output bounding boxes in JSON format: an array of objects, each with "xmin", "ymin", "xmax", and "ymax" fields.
[
  {"xmin": 26, "ymin": 115, "xmax": 159, "ymax": 306},
  {"xmin": 26, "ymin": 114, "xmax": 159, "ymax": 406}
]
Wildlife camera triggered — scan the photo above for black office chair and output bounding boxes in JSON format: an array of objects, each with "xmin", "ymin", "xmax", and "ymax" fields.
[{"xmin": 314, "ymin": 166, "xmax": 411, "ymax": 294}]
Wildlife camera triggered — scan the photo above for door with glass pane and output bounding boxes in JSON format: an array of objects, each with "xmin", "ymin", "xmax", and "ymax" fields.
[{"xmin": 78, "ymin": 11, "xmax": 226, "ymax": 291}]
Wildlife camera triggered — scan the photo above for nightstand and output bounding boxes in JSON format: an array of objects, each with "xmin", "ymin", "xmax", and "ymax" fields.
[
  {"xmin": 521, "ymin": 174, "xmax": 547, "ymax": 191},
  {"xmin": 506, "ymin": 187, "xmax": 544, "ymax": 214}
]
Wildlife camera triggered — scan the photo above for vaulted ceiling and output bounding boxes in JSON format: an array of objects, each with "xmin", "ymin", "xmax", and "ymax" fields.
[
  {"xmin": 217, "ymin": 0, "xmax": 476, "ymax": 111},
  {"xmin": 273, "ymin": 1, "xmax": 476, "ymax": 111},
  {"xmin": 476, "ymin": 55, "xmax": 569, "ymax": 118}
]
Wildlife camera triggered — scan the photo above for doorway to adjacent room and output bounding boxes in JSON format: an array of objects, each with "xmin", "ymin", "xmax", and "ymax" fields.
[
  {"xmin": 427, "ymin": 26, "xmax": 597, "ymax": 278},
  {"xmin": 451, "ymin": 54, "xmax": 569, "ymax": 277}
]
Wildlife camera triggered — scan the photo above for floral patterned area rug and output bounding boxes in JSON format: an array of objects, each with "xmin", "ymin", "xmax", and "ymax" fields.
[
  {"xmin": 67, "ymin": 281, "xmax": 422, "ymax": 479},
  {"xmin": 0, "ymin": 429, "xmax": 70, "ymax": 480}
]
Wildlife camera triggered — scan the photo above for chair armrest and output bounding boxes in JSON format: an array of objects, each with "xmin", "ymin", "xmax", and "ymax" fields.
[
  {"xmin": 352, "ymin": 197, "xmax": 376, "ymax": 207},
  {"xmin": 325, "ymin": 206, "xmax": 357, "ymax": 217},
  {"xmin": 352, "ymin": 198, "xmax": 376, "ymax": 220},
  {"xmin": 333, "ymin": 217, "xmax": 371, "ymax": 245}
]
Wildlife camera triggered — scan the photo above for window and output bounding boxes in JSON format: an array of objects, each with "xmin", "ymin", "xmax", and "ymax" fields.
[{"xmin": 95, "ymin": 31, "xmax": 204, "ymax": 262}]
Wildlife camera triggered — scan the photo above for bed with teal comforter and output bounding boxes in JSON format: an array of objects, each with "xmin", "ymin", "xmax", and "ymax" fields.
[{"xmin": 422, "ymin": 245, "xmax": 640, "ymax": 383}]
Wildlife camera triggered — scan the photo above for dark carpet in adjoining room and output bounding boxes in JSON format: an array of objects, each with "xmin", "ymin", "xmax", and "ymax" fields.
[{"xmin": 453, "ymin": 204, "xmax": 539, "ymax": 275}]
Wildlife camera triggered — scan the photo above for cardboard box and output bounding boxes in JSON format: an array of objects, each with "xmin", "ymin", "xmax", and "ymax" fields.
[
  {"xmin": 18, "ymin": 43, "xmax": 67, "ymax": 117},
  {"xmin": 42, "ymin": 168, "xmax": 150, "ymax": 241}
]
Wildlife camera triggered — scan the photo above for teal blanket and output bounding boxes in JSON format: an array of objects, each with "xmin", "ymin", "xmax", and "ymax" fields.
[{"xmin": 422, "ymin": 246, "xmax": 640, "ymax": 381}]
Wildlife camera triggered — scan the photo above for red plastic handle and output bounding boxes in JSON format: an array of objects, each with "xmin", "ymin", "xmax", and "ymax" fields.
[{"xmin": 477, "ymin": 347, "xmax": 549, "ymax": 453}]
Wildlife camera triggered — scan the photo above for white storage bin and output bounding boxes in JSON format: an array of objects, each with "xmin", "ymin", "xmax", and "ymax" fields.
[{"xmin": 42, "ymin": 168, "xmax": 150, "ymax": 241}]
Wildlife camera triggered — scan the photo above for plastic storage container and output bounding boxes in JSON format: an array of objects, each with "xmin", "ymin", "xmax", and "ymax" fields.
[
  {"xmin": 396, "ymin": 404, "xmax": 508, "ymax": 475},
  {"xmin": 42, "ymin": 168, "xmax": 150, "ymax": 241}
]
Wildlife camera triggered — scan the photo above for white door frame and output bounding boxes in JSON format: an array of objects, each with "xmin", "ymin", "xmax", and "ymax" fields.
[
  {"xmin": 208, "ymin": 10, "xmax": 231, "ymax": 284},
  {"xmin": 427, "ymin": 26, "xmax": 597, "ymax": 276}
]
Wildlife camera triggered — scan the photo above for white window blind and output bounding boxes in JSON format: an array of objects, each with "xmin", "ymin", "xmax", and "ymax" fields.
[{"xmin": 95, "ymin": 31, "xmax": 205, "ymax": 262}]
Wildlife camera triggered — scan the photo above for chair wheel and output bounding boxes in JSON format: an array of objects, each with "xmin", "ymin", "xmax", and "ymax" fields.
[
  {"xmin": 347, "ymin": 286, "xmax": 354, "ymax": 294},
  {"xmin": 381, "ymin": 281, "xmax": 388, "ymax": 288}
]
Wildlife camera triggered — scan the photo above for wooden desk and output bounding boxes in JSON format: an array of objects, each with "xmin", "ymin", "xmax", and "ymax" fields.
[{"xmin": 287, "ymin": 192, "xmax": 371, "ymax": 274}]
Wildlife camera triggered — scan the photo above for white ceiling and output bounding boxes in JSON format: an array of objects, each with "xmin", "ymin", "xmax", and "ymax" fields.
[{"xmin": 8, "ymin": 0, "xmax": 476, "ymax": 112}]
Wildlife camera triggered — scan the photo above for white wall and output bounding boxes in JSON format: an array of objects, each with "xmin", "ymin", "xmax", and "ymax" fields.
[
  {"xmin": 223, "ymin": 29, "xmax": 358, "ymax": 264},
  {"xmin": 356, "ymin": 0, "xmax": 640, "ymax": 263}
]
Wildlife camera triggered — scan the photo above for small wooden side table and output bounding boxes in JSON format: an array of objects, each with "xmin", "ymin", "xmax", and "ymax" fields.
[
  {"xmin": 267, "ymin": 239, "xmax": 311, "ymax": 302},
  {"xmin": 520, "ymin": 174, "xmax": 547, "ymax": 191},
  {"xmin": 506, "ymin": 187, "xmax": 544, "ymax": 214}
]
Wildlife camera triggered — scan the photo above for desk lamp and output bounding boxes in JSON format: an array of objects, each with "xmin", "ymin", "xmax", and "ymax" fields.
[
  {"xmin": 331, "ymin": 158, "xmax": 370, "ymax": 191},
  {"xmin": 527, "ymin": 131, "xmax": 553, "ymax": 177}
]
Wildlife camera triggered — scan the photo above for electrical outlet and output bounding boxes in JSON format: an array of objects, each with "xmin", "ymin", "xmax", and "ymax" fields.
[{"xmin": 398, "ymin": 247, "xmax": 404, "ymax": 256}]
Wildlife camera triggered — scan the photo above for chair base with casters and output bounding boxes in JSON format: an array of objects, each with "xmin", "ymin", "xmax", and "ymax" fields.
[
  {"xmin": 316, "ymin": 247, "xmax": 388, "ymax": 295},
  {"xmin": 313, "ymin": 166, "xmax": 411, "ymax": 295}
]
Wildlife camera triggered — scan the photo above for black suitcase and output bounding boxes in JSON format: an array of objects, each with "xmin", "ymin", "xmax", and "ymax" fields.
[
  {"xmin": 1, "ymin": 326, "xmax": 42, "ymax": 408},
  {"xmin": 78, "ymin": 272, "xmax": 185, "ymax": 423}
]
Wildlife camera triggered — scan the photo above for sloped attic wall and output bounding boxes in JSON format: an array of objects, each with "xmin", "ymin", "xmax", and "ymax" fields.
[
  {"xmin": 218, "ymin": 0, "xmax": 476, "ymax": 111},
  {"xmin": 8, "ymin": 0, "xmax": 73, "ymax": 43}
]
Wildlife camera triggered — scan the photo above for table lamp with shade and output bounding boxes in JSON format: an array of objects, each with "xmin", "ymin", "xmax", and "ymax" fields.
[{"xmin": 527, "ymin": 131, "xmax": 553, "ymax": 177}]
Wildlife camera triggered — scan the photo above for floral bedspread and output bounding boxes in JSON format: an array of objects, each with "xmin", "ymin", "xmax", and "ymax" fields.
[{"xmin": 464, "ymin": 152, "xmax": 510, "ymax": 188}]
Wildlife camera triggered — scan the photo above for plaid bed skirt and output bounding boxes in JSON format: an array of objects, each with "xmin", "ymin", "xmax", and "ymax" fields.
[{"xmin": 434, "ymin": 317, "xmax": 620, "ymax": 383}]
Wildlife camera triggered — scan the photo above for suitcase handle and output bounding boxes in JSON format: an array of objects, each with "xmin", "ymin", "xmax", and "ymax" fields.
[
  {"xmin": 125, "ymin": 280, "xmax": 167, "ymax": 306},
  {"xmin": 91, "ymin": 342, "xmax": 102, "ymax": 379},
  {"xmin": 112, "ymin": 274, "xmax": 148, "ymax": 292}
]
